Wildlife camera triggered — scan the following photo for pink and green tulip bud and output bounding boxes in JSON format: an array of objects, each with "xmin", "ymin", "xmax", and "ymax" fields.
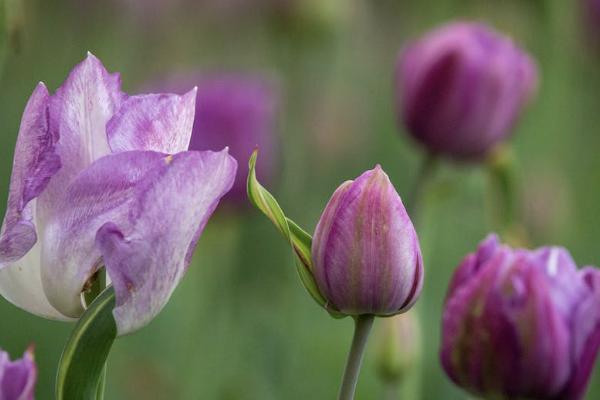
[
  {"xmin": 311, "ymin": 166, "xmax": 423, "ymax": 316},
  {"xmin": 396, "ymin": 22, "xmax": 538, "ymax": 161},
  {"xmin": 0, "ymin": 347, "xmax": 36, "ymax": 400},
  {"xmin": 441, "ymin": 235, "xmax": 600, "ymax": 400}
]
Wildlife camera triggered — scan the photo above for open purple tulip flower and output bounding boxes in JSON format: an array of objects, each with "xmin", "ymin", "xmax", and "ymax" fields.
[
  {"xmin": 248, "ymin": 153, "xmax": 423, "ymax": 400},
  {"xmin": 441, "ymin": 235, "xmax": 600, "ymax": 400},
  {"xmin": 396, "ymin": 22, "xmax": 537, "ymax": 161},
  {"xmin": 0, "ymin": 53, "xmax": 237, "ymax": 335},
  {"xmin": 0, "ymin": 347, "xmax": 36, "ymax": 400}
]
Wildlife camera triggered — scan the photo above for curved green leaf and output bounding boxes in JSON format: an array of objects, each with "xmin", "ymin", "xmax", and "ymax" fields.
[
  {"xmin": 247, "ymin": 150, "xmax": 343, "ymax": 318},
  {"xmin": 56, "ymin": 286, "xmax": 116, "ymax": 400}
]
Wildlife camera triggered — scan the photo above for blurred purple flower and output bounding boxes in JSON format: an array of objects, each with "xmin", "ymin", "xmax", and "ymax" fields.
[
  {"xmin": 0, "ymin": 347, "xmax": 36, "ymax": 400},
  {"xmin": 149, "ymin": 74, "xmax": 279, "ymax": 208},
  {"xmin": 311, "ymin": 166, "xmax": 423, "ymax": 316},
  {"xmin": 441, "ymin": 235, "xmax": 600, "ymax": 400},
  {"xmin": 0, "ymin": 53, "xmax": 237, "ymax": 335},
  {"xmin": 396, "ymin": 22, "xmax": 538, "ymax": 161}
]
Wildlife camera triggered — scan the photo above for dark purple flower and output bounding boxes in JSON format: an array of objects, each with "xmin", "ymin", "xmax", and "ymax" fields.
[
  {"xmin": 0, "ymin": 347, "xmax": 36, "ymax": 400},
  {"xmin": 396, "ymin": 22, "xmax": 538, "ymax": 161},
  {"xmin": 0, "ymin": 54, "xmax": 237, "ymax": 334},
  {"xmin": 311, "ymin": 166, "xmax": 423, "ymax": 316},
  {"xmin": 441, "ymin": 235, "xmax": 600, "ymax": 400}
]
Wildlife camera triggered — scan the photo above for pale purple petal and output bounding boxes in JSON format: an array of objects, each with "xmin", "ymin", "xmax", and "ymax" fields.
[
  {"xmin": 95, "ymin": 150, "xmax": 236, "ymax": 334},
  {"xmin": 37, "ymin": 52, "xmax": 125, "ymax": 227},
  {"xmin": 0, "ymin": 83, "xmax": 58, "ymax": 265},
  {"xmin": 0, "ymin": 347, "xmax": 37, "ymax": 400},
  {"xmin": 0, "ymin": 83, "xmax": 66, "ymax": 320},
  {"xmin": 107, "ymin": 89, "xmax": 197, "ymax": 154},
  {"xmin": 40, "ymin": 151, "xmax": 177, "ymax": 317}
]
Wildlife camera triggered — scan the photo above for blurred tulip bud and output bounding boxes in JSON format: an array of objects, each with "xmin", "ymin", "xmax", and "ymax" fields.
[
  {"xmin": 375, "ymin": 311, "xmax": 421, "ymax": 385},
  {"xmin": 396, "ymin": 22, "xmax": 538, "ymax": 161},
  {"xmin": 312, "ymin": 166, "xmax": 423, "ymax": 316},
  {"xmin": 441, "ymin": 234, "xmax": 600, "ymax": 400},
  {"xmin": 0, "ymin": 346, "xmax": 36, "ymax": 400}
]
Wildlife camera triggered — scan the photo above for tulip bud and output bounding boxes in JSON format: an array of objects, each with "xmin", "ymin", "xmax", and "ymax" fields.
[
  {"xmin": 396, "ymin": 22, "xmax": 538, "ymax": 161},
  {"xmin": 311, "ymin": 166, "xmax": 423, "ymax": 316},
  {"xmin": 375, "ymin": 311, "xmax": 421, "ymax": 385},
  {"xmin": 0, "ymin": 346, "xmax": 36, "ymax": 400},
  {"xmin": 441, "ymin": 234, "xmax": 600, "ymax": 400}
]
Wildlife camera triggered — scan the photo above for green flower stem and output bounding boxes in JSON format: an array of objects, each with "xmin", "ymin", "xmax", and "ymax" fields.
[
  {"xmin": 338, "ymin": 314, "xmax": 375, "ymax": 400},
  {"xmin": 406, "ymin": 154, "xmax": 439, "ymax": 218},
  {"xmin": 85, "ymin": 268, "xmax": 107, "ymax": 400}
]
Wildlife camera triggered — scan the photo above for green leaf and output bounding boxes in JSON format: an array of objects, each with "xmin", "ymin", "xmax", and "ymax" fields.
[
  {"xmin": 247, "ymin": 150, "xmax": 343, "ymax": 318},
  {"xmin": 56, "ymin": 286, "xmax": 117, "ymax": 400}
]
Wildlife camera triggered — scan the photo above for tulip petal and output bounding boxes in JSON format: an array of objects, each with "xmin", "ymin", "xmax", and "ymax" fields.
[
  {"xmin": 562, "ymin": 267, "xmax": 600, "ymax": 400},
  {"xmin": 41, "ymin": 151, "xmax": 171, "ymax": 317},
  {"xmin": 107, "ymin": 89, "xmax": 197, "ymax": 154},
  {"xmin": 0, "ymin": 240, "xmax": 70, "ymax": 320},
  {"xmin": 38, "ymin": 149, "xmax": 234, "ymax": 327},
  {"xmin": 0, "ymin": 83, "xmax": 58, "ymax": 264},
  {"xmin": 95, "ymin": 150, "xmax": 236, "ymax": 334},
  {"xmin": 0, "ymin": 84, "xmax": 67, "ymax": 320},
  {"xmin": 38, "ymin": 53, "xmax": 124, "ymax": 225}
]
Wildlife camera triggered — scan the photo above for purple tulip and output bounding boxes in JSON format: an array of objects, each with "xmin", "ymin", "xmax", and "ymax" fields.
[
  {"xmin": 311, "ymin": 166, "xmax": 423, "ymax": 316},
  {"xmin": 0, "ymin": 53, "xmax": 237, "ymax": 335},
  {"xmin": 441, "ymin": 235, "xmax": 600, "ymax": 400},
  {"xmin": 145, "ymin": 74, "xmax": 279, "ymax": 208},
  {"xmin": 0, "ymin": 347, "xmax": 36, "ymax": 400},
  {"xmin": 396, "ymin": 22, "xmax": 538, "ymax": 160}
]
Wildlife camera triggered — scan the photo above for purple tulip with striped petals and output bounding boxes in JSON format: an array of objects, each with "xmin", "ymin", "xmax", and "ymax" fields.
[
  {"xmin": 0, "ymin": 347, "xmax": 36, "ymax": 400},
  {"xmin": 441, "ymin": 235, "xmax": 600, "ymax": 400},
  {"xmin": 311, "ymin": 166, "xmax": 423, "ymax": 316},
  {"xmin": 0, "ymin": 53, "xmax": 237, "ymax": 335},
  {"xmin": 396, "ymin": 22, "xmax": 537, "ymax": 161}
]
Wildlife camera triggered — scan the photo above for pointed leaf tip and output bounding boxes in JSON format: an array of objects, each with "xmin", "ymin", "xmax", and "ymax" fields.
[{"xmin": 246, "ymin": 152, "xmax": 343, "ymax": 318}]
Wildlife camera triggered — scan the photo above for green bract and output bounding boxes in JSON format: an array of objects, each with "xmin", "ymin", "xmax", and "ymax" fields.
[{"xmin": 247, "ymin": 150, "xmax": 343, "ymax": 318}]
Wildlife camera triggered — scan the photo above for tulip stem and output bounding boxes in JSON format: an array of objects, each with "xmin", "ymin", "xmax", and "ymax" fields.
[
  {"xmin": 85, "ymin": 268, "xmax": 107, "ymax": 400},
  {"xmin": 338, "ymin": 314, "xmax": 375, "ymax": 400},
  {"xmin": 406, "ymin": 154, "xmax": 438, "ymax": 218}
]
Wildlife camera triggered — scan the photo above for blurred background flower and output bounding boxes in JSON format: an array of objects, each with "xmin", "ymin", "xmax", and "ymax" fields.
[
  {"xmin": 0, "ymin": 346, "xmax": 36, "ymax": 400},
  {"xmin": 396, "ymin": 22, "xmax": 538, "ymax": 161},
  {"xmin": 441, "ymin": 235, "xmax": 600, "ymax": 399}
]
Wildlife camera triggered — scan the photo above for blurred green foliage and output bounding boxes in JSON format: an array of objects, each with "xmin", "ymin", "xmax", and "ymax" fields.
[{"xmin": 1, "ymin": 0, "xmax": 599, "ymax": 398}]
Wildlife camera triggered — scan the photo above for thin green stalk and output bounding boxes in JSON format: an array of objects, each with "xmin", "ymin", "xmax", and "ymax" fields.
[
  {"xmin": 338, "ymin": 315, "xmax": 375, "ymax": 400},
  {"xmin": 406, "ymin": 154, "xmax": 439, "ymax": 218},
  {"xmin": 84, "ymin": 268, "xmax": 107, "ymax": 400}
]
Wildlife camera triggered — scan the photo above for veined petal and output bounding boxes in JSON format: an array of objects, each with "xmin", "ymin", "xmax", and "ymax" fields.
[
  {"xmin": 0, "ymin": 83, "xmax": 59, "ymax": 265},
  {"xmin": 38, "ymin": 52, "xmax": 125, "ymax": 226},
  {"xmin": 40, "ymin": 151, "xmax": 173, "ymax": 317},
  {"xmin": 40, "ymin": 149, "xmax": 236, "ymax": 327},
  {"xmin": 107, "ymin": 88, "xmax": 197, "ymax": 154},
  {"xmin": 96, "ymin": 149, "xmax": 236, "ymax": 335}
]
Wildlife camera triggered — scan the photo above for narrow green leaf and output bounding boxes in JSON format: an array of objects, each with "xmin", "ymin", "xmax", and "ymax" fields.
[
  {"xmin": 247, "ymin": 150, "xmax": 343, "ymax": 318},
  {"xmin": 56, "ymin": 286, "xmax": 117, "ymax": 400}
]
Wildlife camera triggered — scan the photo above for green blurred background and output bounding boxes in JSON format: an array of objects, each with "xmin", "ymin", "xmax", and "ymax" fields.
[{"xmin": 1, "ymin": 0, "xmax": 599, "ymax": 398}]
